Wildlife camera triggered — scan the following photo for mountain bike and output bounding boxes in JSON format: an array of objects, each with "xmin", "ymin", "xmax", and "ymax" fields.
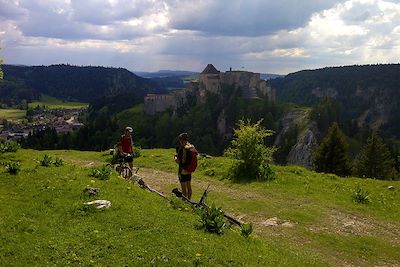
[{"xmin": 114, "ymin": 154, "xmax": 133, "ymax": 179}]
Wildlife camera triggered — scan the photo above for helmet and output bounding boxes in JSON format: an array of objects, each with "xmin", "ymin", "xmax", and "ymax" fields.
[{"xmin": 125, "ymin": 126, "xmax": 133, "ymax": 133}]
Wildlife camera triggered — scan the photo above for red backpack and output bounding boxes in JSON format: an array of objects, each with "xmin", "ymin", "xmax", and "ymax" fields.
[{"xmin": 183, "ymin": 145, "xmax": 198, "ymax": 173}]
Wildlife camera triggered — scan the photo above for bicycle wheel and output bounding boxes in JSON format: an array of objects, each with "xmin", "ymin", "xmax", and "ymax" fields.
[{"xmin": 120, "ymin": 166, "xmax": 132, "ymax": 179}]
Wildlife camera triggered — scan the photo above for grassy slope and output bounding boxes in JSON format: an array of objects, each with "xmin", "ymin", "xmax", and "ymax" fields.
[
  {"xmin": 28, "ymin": 94, "xmax": 88, "ymax": 109},
  {"xmin": 0, "ymin": 149, "xmax": 318, "ymax": 267},
  {"xmin": 0, "ymin": 109, "xmax": 26, "ymax": 120},
  {"xmin": 135, "ymin": 149, "xmax": 400, "ymax": 266}
]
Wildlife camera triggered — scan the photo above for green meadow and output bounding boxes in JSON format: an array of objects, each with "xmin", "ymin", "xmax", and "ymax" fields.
[
  {"xmin": 0, "ymin": 109, "xmax": 26, "ymax": 121},
  {"xmin": 1, "ymin": 148, "xmax": 399, "ymax": 266},
  {"xmin": 28, "ymin": 94, "xmax": 88, "ymax": 109}
]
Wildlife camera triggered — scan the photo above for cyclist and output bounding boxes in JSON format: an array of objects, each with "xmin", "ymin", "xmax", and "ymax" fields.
[{"xmin": 117, "ymin": 126, "xmax": 135, "ymax": 171}]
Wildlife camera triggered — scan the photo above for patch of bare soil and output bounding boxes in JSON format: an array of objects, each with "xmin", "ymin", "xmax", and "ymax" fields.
[
  {"xmin": 318, "ymin": 209, "xmax": 400, "ymax": 244},
  {"xmin": 136, "ymin": 168, "xmax": 295, "ymax": 232}
]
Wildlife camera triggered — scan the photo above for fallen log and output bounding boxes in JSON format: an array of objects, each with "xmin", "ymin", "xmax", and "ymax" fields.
[
  {"xmin": 137, "ymin": 178, "xmax": 166, "ymax": 198},
  {"xmin": 172, "ymin": 187, "xmax": 243, "ymax": 227}
]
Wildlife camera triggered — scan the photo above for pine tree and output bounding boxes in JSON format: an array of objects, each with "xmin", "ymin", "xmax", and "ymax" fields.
[
  {"xmin": 353, "ymin": 131, "xmax": 397, "ymax": 180},
  {"xmin": 313, "ymin": 122, "xmax": 351, "ymax": 176}
]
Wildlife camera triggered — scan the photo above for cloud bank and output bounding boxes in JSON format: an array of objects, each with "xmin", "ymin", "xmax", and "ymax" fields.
[{"xmin": 0, "ymin": 0, "xmax": 399, "ymax": 74}]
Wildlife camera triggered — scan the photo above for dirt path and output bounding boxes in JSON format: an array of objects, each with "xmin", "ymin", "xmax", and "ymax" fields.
[{"xmin": 127, "ymin": 167, "xmax": 400, "ymax": 266}]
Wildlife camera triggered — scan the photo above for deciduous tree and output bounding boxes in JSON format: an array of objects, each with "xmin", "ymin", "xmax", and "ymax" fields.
[{"xmin": 224, "ymin": 119, "xmax": 276, "ymax": 181}]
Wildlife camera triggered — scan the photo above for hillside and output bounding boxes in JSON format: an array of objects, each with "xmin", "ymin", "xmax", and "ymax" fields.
[
  {"xmin": 1, "ymin": 148, "xmax": 399, "ymax": 266},
  {"xmin": 1, "ymin": 64, "xmax": 159, "ymax": 103},
  {"xmin": 270, "ymin": 64, "xmax": 400, "ymax": 138}
]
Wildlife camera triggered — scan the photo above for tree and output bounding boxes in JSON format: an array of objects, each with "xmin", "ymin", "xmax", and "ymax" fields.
[
  {"xmin": 313, "ymin": 122, "xmax": 351, "ymax": 176},
  {"xmin": 353, "ymin": 131, "xmax": 397, "ymax": 180},
  {"xmin": 0, "ymin": 47, "xmax": 3, "ymax": 79},
  {"xmin": 224, "ymin": 119, "xmax": 276, "ymax": 181}
]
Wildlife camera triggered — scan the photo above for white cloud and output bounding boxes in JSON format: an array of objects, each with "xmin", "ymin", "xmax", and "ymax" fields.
[{"xmin": 1, "ymin": 0, "xmax": 399, "ymax": 74}]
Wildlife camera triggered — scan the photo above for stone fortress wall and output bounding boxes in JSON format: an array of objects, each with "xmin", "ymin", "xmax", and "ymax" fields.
[{"xmin": 144, "ymin": 64, "xmax": 275, "ymax": 115}]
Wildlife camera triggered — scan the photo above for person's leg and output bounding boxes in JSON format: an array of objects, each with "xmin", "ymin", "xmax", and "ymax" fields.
[
  {"xmin": 187, "ymin": 180, "xmax": 192, "ymax": 199},
  {"xmin": 180, "ymin": 181, "xmax": 188, "ymax": 198}
]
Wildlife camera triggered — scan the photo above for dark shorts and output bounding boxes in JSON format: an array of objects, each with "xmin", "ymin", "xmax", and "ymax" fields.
[
  {"xmin": 179, "ymin": 173, "xmax": 192, "ymax": 183},
  {"xmin": 120, "ymin": 155, "xmax": 133, "ymax": 163}
]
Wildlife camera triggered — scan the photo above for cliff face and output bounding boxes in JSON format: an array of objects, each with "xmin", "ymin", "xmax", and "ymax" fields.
[
  {"xmin": 274, "ymin": 109, "xmax": 320, "ymax": 168},
  {"xmin": 272, "ymin": 64, "xmax": 400, "ymax": 139}
]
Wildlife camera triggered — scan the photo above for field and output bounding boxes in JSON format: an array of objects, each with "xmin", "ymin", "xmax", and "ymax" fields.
[
  {"xmin": 28, "ymin": 94, "xmax": 88, "ymax": 109},
  {"xmin": 0, "ymin": 109, "xmax": 26, "ymax": 120},
  {"xmin": 1, "ymin": 148, "xmax": 399, "ymax": 266}
]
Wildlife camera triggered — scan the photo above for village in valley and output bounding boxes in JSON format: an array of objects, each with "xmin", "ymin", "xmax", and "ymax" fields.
[{"xmin": 0, "ymin": 106, "xmax": 85, "ymax": 141}]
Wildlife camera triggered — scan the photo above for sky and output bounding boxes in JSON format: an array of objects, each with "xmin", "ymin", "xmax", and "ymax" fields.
[{"xmin": 1, "ymin": 0, "xmax": 400, "ymax": 75}]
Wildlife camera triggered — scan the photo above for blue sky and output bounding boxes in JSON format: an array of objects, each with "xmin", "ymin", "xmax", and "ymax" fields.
[{"xmin": 1, "ymin": 0, "xmax": 400, "ymax": 74}]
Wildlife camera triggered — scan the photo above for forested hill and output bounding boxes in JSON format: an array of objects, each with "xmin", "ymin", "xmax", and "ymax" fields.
[
  {"xmin": 270, "ymin": 64, "xmax": 400, "ymax": 137},
  {"xmin": 1, "ymin": 64, "xmax": 159, "ymax": 103},
  {"xmin": 271, "ymin": 64, "xmax": 400, "ymax": 105}
]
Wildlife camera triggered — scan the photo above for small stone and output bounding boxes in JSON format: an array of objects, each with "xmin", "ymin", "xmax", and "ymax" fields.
[
  {"xmin": 388, "ymin": 186, "xmax": 395, "ymax": 190},
  {"xmin": 85, "ymin": 199, "xmax": 111, "ymax": 209}
]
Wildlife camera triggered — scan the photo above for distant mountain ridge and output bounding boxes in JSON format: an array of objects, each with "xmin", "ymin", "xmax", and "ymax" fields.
[
  {"xmin": 134, "ymin": 70, "xmax": 198, "ymax": 78},
  {"xmin": 134, "ymin": 69, "xmax": 283, "ymax": 80}
]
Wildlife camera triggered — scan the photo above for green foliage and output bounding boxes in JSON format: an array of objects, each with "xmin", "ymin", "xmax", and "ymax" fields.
[
  {"xmin": 1, "ymin": 148, "xmax": 400, "ymax": 266},
  {"xmin": 225, "ymin": 119, "xmax": 276, "ymax": 181},
  {"xmin": 4, "ymin": 161, "xmax": 21, "ymax": 175},
  {"xmin": 310, "ymin": 97, "xmax": 340, "ymax": 135},
  {"xmin": 240, "ymin": 223, "xmax": 253, "ymax": 238},
  {"xmin": 90, "ymin": 165, "xmax": 112, "ymax": 180},
  {"xmin": 313, "ymin": 122, "xmax": 351, "ymax": 176},
  {"xmin": 353, "ymin": 131, "xmax": 397, "ymax": 180},
  {"xmin": 352, "ymin": 187, "xmax": 370, "ymax": 204},
  {"xmin": 39, "ymin": 154, "xmax": 53, "ymax": 167},
  {"xmin": 0, "ymin": 141, "xmax": 20, "ymax": 153},
  {"xmin": 53, "ymin": 157, "xmax": 64, "ymax": 167},
  {"xmin": 197, "ymin": 204, "xmax": 226, "ymax": 235},
  {"xmin": 0, "ymin": 52, "xmax": 3, "ymax": 80}
]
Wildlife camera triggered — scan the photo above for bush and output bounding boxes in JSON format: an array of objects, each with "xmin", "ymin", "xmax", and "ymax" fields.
[
  {"xmin": 224, "ymin": 119, "xmax": 276, "ymax": 181},
  {"xmin": 240, "ymin": 223, "xmax": 253, "ymax": 238},
  {"xmin": 90, "ymin": 165, "xmax": 112, "ymax": 180},
  {"xmin": 39, "ymin": 154, "xmax": 53, "ymax": 167},
  {"xmin": 0, "ymin": 141, "xmax": 20, "ymax": 153},
  {"xmin": 54, "ymin": 157, "xmax": 64, "ymax": 167},
  {"xmin": 352, "ymin": 187, "xmax": 370, "ymax": 204},
  {"xmin": 198, "ymin": 204, "xmax": 226, "ymax": 234},
  {"xmin": 5, "ymin": 161, "xmax": 21, "ymax": 175}
]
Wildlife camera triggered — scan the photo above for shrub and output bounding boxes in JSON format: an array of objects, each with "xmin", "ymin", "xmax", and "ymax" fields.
[
  {"xmin": 90, "ymin": 165, "xmax": 112, "ymax": 180},
  {"xmin": 240, "ymin": 223, "xmax": 253, "ymax": 238},
  {"xmin": 39, "ymin": 154, "xmax": 53, "ymax": 167},
  {"xmin": 133, "ymin": 146, "xmax": 141, "ymax": 158},
  {"xmin": 224, "ymin": 119, "xmax": 276, "ymax": 181},
  {"xmin": 54, "ymin": 157, "xmax": 64, "ymax": 167},
  {"xmin": 352, "ymin": 187, "xmax": 370, "ymax": 204},
  {"xmin": 5, "ymin": 161, "xmax": 21, "ymax": 175},
  {"xmin": 198, "ymin": 204, "xmax": 225, "ymax": 234},
  {"xmin": 0, "ymin": 141, "xmax": 20, "ymax": 153}
]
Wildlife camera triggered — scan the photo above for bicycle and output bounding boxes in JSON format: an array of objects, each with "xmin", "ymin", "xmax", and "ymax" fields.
[{"xmin": 114, "ymin": 154, "xmax": 131, "ymax": 179}]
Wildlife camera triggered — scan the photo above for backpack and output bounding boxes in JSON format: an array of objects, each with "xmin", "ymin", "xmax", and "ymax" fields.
[{"xmin": 183, "ymin": 145, "xmax": 198, "ymax": 173}]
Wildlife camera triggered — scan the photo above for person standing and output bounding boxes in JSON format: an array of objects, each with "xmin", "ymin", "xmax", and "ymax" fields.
[
  {"xmin": 174, "ymin": 132, "xmax": 196, "ymax": 199},
  {"xmin": 118, "ymin": 126, "xmax": 135, "ymax": 171}
]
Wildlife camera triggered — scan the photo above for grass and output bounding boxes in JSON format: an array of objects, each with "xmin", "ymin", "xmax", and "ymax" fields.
[
  {"xmin": 0, "ymin": 108, "xmax": 26, "ymax": 120},
  {"xmin": 28, "ymin": 94, "xmax": 88, "ymax": 109},
  {"xmin": 0, "ymin": 149, "xmax": 321, "ymax": 266},
  {"xmin": 134, "ymin": 149, "xmax": 400, "ymax": 266}
]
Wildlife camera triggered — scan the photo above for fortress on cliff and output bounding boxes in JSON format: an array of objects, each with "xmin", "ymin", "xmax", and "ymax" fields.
[{"xmin": 144, "ymin": 64, "xmax": 275, "ymax": 115}]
